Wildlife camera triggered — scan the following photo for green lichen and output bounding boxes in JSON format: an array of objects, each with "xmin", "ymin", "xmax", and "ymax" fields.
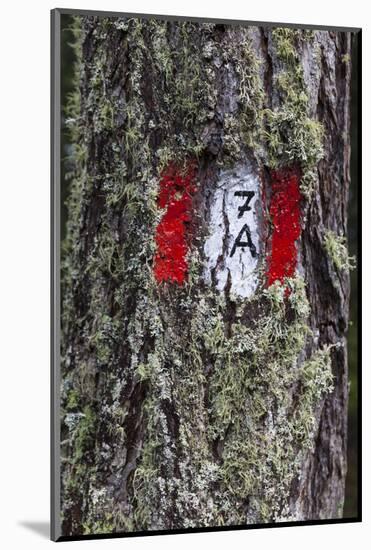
[
  {"xmin": 209, "ymin": 28, "xmax": 265, "ymax": 165},
  {"xmin": 89, "ymin": 313, "xmax": 120, "ymax": 366},
  {"xmin": 342, "ymin": 53, "xmax": 351, "ymax": 64},
  {"xmin": 324, "ymin": 230, "xmax": 356, "ymax": 272},
  {"xmin": 73, "ymin": 406, "xmax": 97, "ymax": 463},
  {"xmin": 272, "ymin": 28, "xmax": 300, "ymax": 63},
  {"xmin": 127, "ymin": 276, "xmax": 334, "ymax": 527},
  {"xmin": 202, "ymin": 276, "xmax": 333, "ymax": 522},
  {"xmin": 264, "ymin": 28, "xmax": 324, "ymax": 197},
  {"xmin": 65, "ymin": 389, "xmax": 79, "ymax": 411}
]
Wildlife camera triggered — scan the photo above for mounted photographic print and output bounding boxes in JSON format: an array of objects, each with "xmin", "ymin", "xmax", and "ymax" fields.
[{"xmin": 51, "ymin": 8, "xmax": 361, "ymax": 541}]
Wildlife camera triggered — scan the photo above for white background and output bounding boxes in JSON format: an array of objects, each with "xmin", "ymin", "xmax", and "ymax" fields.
[{"xmin": 0, "ymin": 0, "xmax": 368, "ymax": 547}]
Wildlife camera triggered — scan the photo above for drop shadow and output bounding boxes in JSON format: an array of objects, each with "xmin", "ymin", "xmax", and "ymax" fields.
[{"xmin": 18, "ymin": 521, "xmax": 49, "ymax": 539}]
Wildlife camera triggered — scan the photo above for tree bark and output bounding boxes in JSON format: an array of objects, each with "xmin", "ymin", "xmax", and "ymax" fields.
[{"xmin": 60, "ymin": 16, "xmax": 353, "ymax": 535}]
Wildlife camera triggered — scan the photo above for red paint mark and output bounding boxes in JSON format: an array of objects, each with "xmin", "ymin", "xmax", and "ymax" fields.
[
  {"xmin": 266, "ymin": 166, "xmax": 302, "ymax": 287},
  {"xmin": 153, "ymin": 161, "xmax": 197, "ymax": 285}
]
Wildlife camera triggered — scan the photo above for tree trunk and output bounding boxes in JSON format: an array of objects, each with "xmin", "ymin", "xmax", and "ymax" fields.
[{"xmin": 60, "ymin": 15, "xmax": 353, "ymax": 536}]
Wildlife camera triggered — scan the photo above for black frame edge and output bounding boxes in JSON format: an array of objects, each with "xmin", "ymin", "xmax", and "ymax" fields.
[
  {"xmin": 55, "ymin": 517, "xmax": 361, "ymax": 543},
  {"xmin": 355, "ymin": 27, "xmax": 362, "ymax": 524},
  {"xmin": 51, "ymin": 7, "xmax": 62, "ymax": 543},
  {"xmin": 54, "ymin": 7, "xmax": 361, "ymax": 33}
]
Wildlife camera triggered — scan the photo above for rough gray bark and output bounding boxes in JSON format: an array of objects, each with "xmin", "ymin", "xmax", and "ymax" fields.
[
  {"xmin": 60, "ymin": 16, "xmax": 353, "ymax": 536},
  {"xmin": 297, "ymin": 32, "xmax": 352, "ymax": 519}
]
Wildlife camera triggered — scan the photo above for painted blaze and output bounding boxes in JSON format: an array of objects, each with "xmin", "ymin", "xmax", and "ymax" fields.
[
  {"xmin": 153, "ymin": 161, "xmax": 302, "ymax": 296},
  {"xmin": 266, "ymin": 166, "xmax": 302, "ymax": 286},
  {"xmin": 153, "ymin": 161, "xmax": 197, "ymax": 284}
]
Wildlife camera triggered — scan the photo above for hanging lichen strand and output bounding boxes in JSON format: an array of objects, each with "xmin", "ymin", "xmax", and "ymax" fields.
[
  {"xmin": 264, "ymin": 28, "xmax": 324, "ymax": 198},
  {"xmin": 59, "ymin": 17, "xmax": 348, "ymax": 537}
]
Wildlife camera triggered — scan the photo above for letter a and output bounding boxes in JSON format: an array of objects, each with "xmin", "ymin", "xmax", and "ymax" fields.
[{"xmin": 230, "ymin": 224, "xmax": 257, "ymax": 258}]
